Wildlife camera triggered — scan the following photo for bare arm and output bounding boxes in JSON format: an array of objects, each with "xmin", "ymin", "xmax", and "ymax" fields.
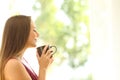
[{"xmin": 36, "ymin": 45, "xmax": 54, "ymax": 80}]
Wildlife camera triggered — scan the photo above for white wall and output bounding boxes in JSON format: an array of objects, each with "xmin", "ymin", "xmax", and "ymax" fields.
[
  {"xmin": 112, "ymin": 0, "xmax": 120, "ymax": 79},
  {"xmin": 89, "ymin": 0, "xmax": 120, "ymax": 80}
]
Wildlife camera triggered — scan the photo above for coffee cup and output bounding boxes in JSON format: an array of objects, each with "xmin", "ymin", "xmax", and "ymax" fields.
[{"xmin": 37, "ymin": 45, "xmax": 57, "ymax": 57}]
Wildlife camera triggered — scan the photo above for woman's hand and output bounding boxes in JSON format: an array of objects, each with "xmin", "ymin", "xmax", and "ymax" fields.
[{"xmin": 36, "ymin": 45, "xmax": 54, "ymax": 70}]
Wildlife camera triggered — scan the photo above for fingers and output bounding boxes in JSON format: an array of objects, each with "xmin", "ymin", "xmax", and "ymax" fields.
[
  {"xmin": 41, "ymin": 45, "xmax": 49, "ymax": 56},
  {"xmin": 40, "ymin": 45, "xmax": 53, "ymax": 58},
  {"xmin": 46, "ymin": 49, "xmax": 53, "ymax": 58},
  {"xmin": 36, "ymin": 45, "xmax": 54, "ymax": 69},
  {"xmin": 36, "ymin": 46, "xmax": 54, "ymax": 61},
  {"xmin": 36, "ymin": 50, "xmax": 54, "ymax": 70}
]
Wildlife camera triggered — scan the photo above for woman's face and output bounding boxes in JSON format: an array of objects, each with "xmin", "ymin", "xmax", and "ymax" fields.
[{"xmin": 26, "ymin": 21, "xmax": 39, "ymax": 48}]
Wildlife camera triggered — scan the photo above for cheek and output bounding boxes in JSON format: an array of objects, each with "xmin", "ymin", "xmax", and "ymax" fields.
[
  {"xmin": 27, "ymin": 34, "xmax": 34, "ymax": 43},
  {"xmin": 29, "ymin": 33, "xmax": 35, "ymax": 39},
  {"xmin": 26, "ymin": 36, "xmax": 36, "ymax": 47},
  {"xmin": 28, "ymin": 35, "xmax": 34, "ymax": 42}
]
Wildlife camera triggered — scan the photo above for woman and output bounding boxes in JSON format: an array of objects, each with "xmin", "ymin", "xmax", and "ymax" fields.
[{"xmin": 0, "ymin": 15, "xmax": 53, "ymax": 80}]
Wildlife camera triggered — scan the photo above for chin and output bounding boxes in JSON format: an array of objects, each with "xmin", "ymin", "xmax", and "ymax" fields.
[
  {"xmin": 28, "ymin": 44, "xmax": 36, "ymax": 48},
  {"xmin": 32, "ymin": 44, "xmax": 36, "ymax": 47}
]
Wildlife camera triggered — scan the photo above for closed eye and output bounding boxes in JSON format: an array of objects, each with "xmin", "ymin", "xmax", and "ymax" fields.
[{"xmin": 33, "ymin": 29, "xmax": 37, "ymax": 32}]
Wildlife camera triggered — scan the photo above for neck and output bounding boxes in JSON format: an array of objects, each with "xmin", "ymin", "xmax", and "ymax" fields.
[{"xmin": 16, "ymin": 48, "xmax": 26, "ymax": 60}]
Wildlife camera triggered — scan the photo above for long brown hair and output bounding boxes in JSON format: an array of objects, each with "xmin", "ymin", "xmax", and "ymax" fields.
[{"xmin": 0, "ymin": 15, "xmax": 31, "ymax": 80}]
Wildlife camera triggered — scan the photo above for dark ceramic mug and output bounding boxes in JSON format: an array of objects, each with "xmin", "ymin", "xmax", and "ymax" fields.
[{"xmin": 37, "ymin": 45, "xmax": 57, "ymax": 57}]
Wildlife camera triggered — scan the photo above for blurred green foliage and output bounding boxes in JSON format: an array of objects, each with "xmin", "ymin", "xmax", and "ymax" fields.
[{"xmin": 33, "ymin": 0, "xmax": 90, "ymax": 68}]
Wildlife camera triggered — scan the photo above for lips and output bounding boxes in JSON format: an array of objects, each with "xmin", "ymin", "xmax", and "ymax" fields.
[
  {"xmin": 34, "ymin": 38, "xmax": 38, "ymax": 42},
  {"xmin": 34, "ymin": 39, "xmax": 37, "ymax": 42}
]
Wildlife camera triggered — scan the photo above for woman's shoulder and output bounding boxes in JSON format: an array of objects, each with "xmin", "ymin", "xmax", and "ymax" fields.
[
  {"xmin": 4, "ymin": 58, "xmax": 31, "ymax": 80},
  {"xmin": 5, "ymin": 58, "xmax": 21, "ymax": 68},
  {"xmin": 4, "ymin": 58, "xmax": 24, "ymax": 74}
]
